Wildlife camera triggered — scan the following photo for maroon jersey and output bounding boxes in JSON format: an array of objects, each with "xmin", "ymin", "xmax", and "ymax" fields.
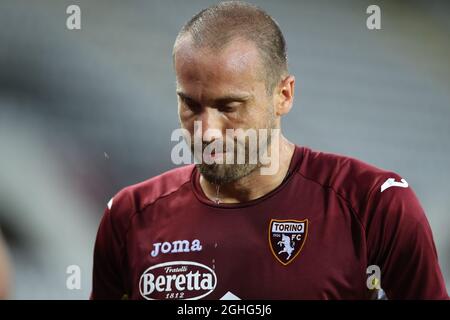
[{"xmin": 92, "ymin": 146, "xmax": 448, "ymax": 300}]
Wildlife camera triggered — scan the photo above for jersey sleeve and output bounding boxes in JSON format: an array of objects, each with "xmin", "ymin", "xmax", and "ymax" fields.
[
  {"xmin": 91, "ymin": 197, "xmax": 128, "ymax": 300},
  {"xmin": 364, "ymin": 173, "xmax": 449, "ymax": 299}
]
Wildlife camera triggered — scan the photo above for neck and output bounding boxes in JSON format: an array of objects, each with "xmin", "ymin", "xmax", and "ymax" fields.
[{"xmin": 199, "ymin": 136, "xmax": 295, "ymax": 203}]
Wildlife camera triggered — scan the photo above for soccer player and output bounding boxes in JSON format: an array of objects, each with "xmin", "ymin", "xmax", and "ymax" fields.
[{"xmin": 92, "ymin": 1, "xmax": 448, "ymax": 299}]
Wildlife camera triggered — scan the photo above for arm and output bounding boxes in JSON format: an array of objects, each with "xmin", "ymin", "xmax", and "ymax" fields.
[
  {"xmin": 365, "ymin": 174, "xmax": 448, "ymax": 299},
  {"xmin": 91, "ymin": 203, "xmax": 127, "ymax": 300}
]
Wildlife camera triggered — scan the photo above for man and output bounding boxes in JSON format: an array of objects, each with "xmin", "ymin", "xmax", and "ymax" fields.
[{"xmin": 92, "ymin": 1, "xmax": 448, "ymax": 299}]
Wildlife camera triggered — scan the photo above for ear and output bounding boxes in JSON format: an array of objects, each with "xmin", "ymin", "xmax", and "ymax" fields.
[{"xmin": 274, "ymin": 75, "xmax": 295, "ymax": 116}]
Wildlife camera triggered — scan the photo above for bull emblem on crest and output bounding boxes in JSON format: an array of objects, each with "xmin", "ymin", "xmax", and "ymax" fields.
[{"xmin": 277, "ymin": 234, "xmax": 295, "ymax": 260}]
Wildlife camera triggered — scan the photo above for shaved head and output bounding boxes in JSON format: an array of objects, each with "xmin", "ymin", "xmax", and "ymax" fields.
[{"xmin": 173, "ymin": 1, "xmax": 288, "ymax": 95}]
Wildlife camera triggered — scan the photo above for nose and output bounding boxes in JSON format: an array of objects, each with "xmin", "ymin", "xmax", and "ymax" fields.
[{"xmin": 199, "ymin": 108, "xmax": 224, "ymax": 142}]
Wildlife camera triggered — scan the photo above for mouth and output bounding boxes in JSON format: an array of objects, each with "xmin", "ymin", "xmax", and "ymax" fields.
[{"xmin": 204, "ymin": 151, "xmax": 225, "ymax": 163}]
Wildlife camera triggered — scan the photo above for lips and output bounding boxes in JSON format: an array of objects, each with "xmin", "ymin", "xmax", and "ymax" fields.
[{"xmin": 204, "ymin": 151, "xmax": 225, "ymax": 163}]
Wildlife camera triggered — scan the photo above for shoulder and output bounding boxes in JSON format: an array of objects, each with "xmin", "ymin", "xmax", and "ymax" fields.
[
  {"xmin": 295, "ymin": 147, "xmax": 409, "ymax": 218},
  {"xmin": 105, "ymin": 165, "xmax": 195, "ymax": 229}
]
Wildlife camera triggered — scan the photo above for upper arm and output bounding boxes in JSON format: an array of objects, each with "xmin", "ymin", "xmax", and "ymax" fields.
[
  {"xmin": 91, "ymin": 199, "xmax": 127, "ymax": 300},
  {"xmin": 365, "ymin": 174, "xmax": 448, "ymax": 299}
]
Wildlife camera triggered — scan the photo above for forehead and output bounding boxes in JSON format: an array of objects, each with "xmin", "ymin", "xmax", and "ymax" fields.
[{"xmin": 174, "ymin": 36, "xmax": 264, "ymax": 97}]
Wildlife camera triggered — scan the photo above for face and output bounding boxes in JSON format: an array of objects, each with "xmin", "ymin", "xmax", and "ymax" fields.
[{"xmin": 174, "ymin": 36, "xmax": 281, "ymax": 185}]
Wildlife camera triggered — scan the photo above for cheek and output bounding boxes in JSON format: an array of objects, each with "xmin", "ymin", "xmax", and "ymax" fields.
[
  {"xmin": 178, "ymin": 105, "xmax": 194, "ymax": 125},
  {"xmin": 179, "ymin": 116, "xmax": 194, "ymax": 133},
  {"xmin": 178, "ymin": 111, "xmax": 200, "ymax": 138},
  {"xmin": 245, "ymin": 102, "xmax": 273, "ymax": 128}
]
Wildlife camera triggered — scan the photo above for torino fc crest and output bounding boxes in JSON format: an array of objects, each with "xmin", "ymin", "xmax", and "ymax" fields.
[{"xmin": 269, "ymin": 219, "xmax": 308, "ymax": 266}]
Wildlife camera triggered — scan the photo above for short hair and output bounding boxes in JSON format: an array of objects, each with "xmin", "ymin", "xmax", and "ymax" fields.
[{"xmin": 173, "ymin": 1, "xmax": 288, "ymax": 94}]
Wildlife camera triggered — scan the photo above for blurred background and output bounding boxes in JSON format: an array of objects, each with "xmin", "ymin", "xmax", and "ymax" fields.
[{"xmin": 0, "ymin": 0, "xmax": 448, "ymax": 299}]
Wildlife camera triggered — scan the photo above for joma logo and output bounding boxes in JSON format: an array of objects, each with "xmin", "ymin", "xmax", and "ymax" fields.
[{"xmin": 151, "ymin": 239, "xmax": 203, "ymax": 257}]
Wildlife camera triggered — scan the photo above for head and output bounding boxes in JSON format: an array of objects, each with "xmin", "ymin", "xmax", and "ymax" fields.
[{"xmin": 173, "ymin": 1, "xmax": 295, "ymax": 185}]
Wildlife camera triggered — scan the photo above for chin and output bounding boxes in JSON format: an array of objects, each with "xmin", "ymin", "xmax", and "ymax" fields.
[{"xmin": 197, "ymin": 163, "xmax": 259, "ymax": 185}]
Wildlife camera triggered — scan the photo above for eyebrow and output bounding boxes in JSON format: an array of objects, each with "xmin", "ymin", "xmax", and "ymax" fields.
[{"xmin": 176, "ymin": 91, "xmax": 252, "ymax": 104}]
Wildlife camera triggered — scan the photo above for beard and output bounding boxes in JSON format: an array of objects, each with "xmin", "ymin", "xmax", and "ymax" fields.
[
  {"xmin": 197, "ymin": 156, "xmax": 259, "ymax": 185},
  {"xmin": 192, "ymin": 113, "xmax": 276, "ymax": 186}
]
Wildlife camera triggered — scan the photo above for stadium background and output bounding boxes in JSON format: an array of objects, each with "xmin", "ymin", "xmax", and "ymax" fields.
[{"xmin": 0, "ymin": 0, "xmax": 449, "ymax": 299}]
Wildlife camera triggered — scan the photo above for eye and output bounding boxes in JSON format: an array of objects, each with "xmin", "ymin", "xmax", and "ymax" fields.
[
  {"xmin": 180, "ymin": 96, "xmax": 202, "ymax": 113},
  {"xmin": 217, "ymin": 102, "xmax": 241, "ymax": 113}
]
